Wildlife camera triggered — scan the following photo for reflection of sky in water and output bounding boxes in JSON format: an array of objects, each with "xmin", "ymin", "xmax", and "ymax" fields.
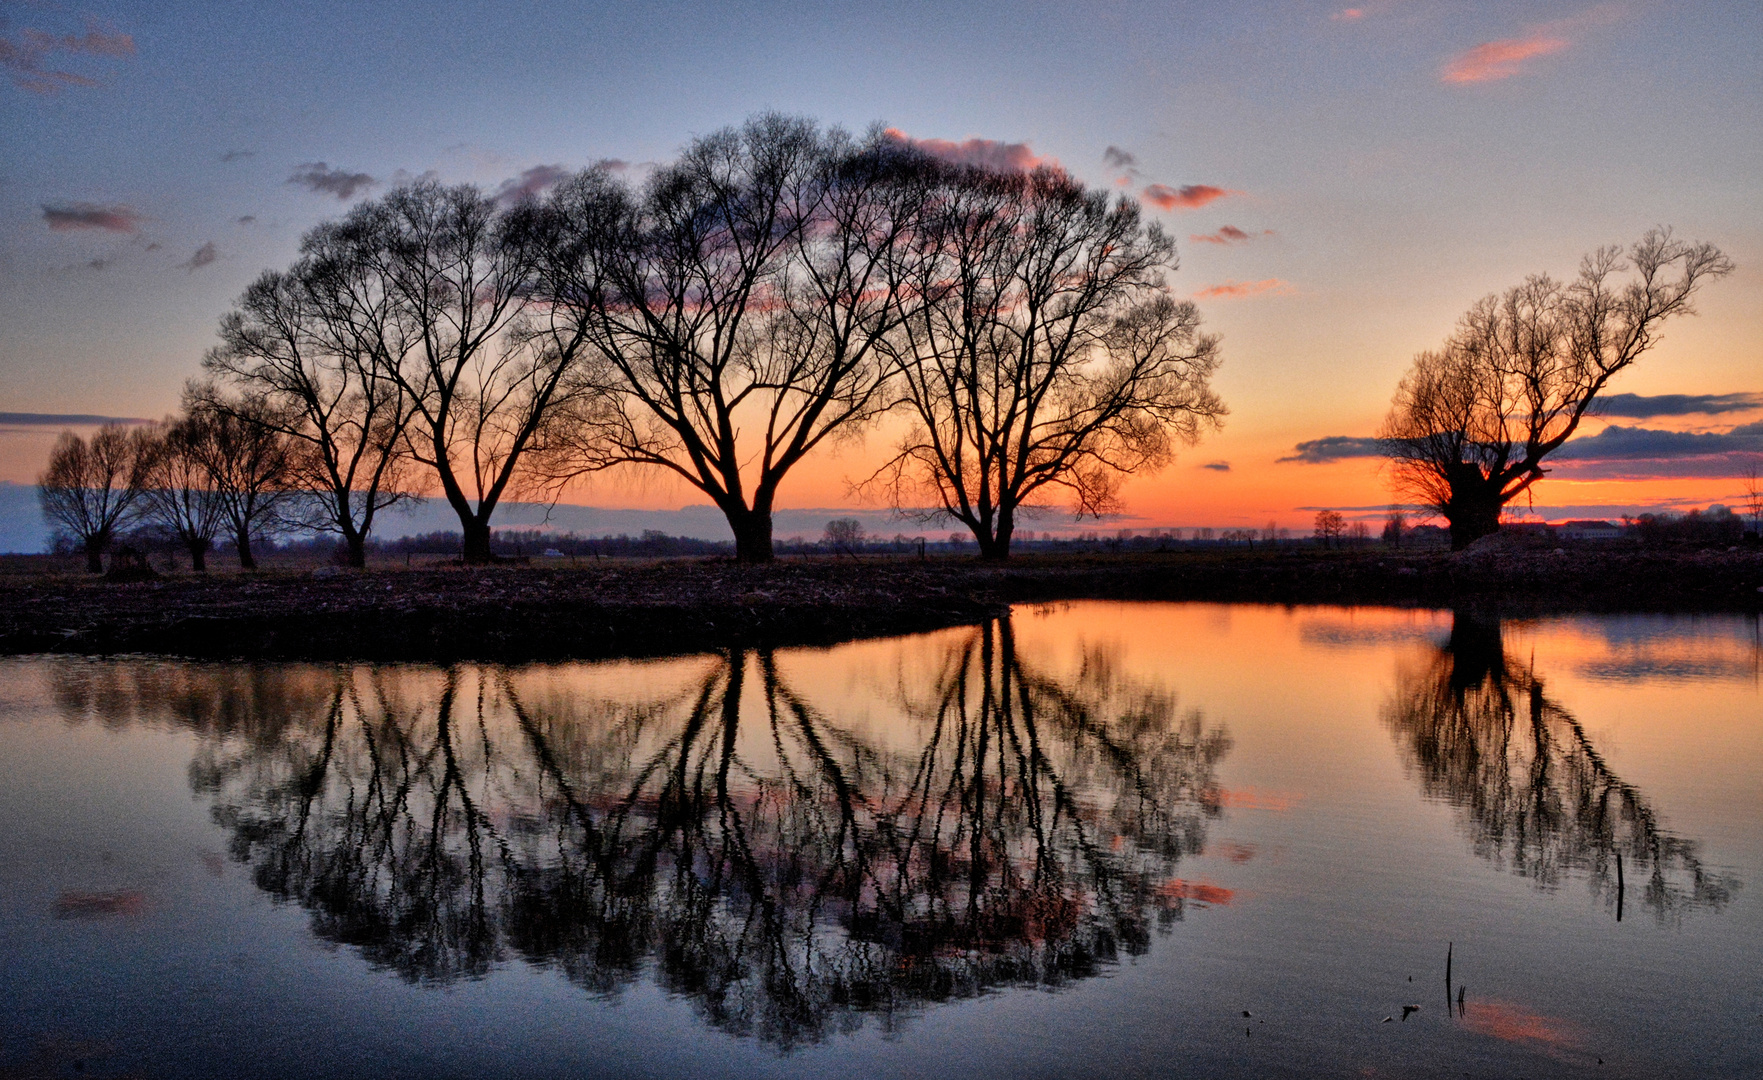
[{"xmin": 0, "ymin": 603, "xmax": 1758, "ymax": 1079}]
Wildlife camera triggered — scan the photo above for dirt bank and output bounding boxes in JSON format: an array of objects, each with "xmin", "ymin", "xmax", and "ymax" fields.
[{"xmin": 1, "ymin": 548, "xmax": 1758, "ymax": 662}]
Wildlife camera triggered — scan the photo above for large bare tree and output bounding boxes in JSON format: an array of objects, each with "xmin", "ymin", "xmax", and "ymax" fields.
[
  {"xmin": 1380, "ymin": 230, "xmax": 1732, "ymax": 549},
  {"xmin": 872, "ymin": 165, "xmax": 1225, "ymax": 559},
  {"xmin": 533, "ymin": 116, "xmax": 931, "ymax": 561},
  {"xmin": 38, "ymin": 423, "xmax": 152, "ymax": 572},
  {"xmin": 323, "ymin": 182, "xmax": 581, "ymax": 563},
  {"xmin": 204, "ymin": 258, "xmax": 417, "ymax": 568}
]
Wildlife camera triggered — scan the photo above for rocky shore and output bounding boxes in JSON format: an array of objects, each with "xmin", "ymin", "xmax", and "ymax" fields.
[{"xmin": 1, "ymin": 548, "xmax": 1758, "ymax": 663}]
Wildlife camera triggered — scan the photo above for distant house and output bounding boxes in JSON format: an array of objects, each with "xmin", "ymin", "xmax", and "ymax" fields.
[{"xmin": 1557, "ymin": 520, "xmax": 1623, "ymax": 541}]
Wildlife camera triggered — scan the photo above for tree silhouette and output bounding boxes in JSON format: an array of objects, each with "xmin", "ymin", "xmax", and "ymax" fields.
[
  {"xmin": 533, "ymin": 116, "xmax": 931, "ymax": 562},
  {"xmin": 57, "ymin": 621, "xmax": 1232, "ymax": 1049},
  {"xmin": 37, "ymin": 423, "xmax": 152, "ymax": 572},
  {"xmin": 1383, "ymin": 612, "xmax": 1737, "ymax": 921},
  {"xmin": 1379, "ymin": 231, "xmax": 1731, "ymax": 549},
  {"xmin": 872, "ymin": 164, "xmax": 1224, "ymax": 559}
]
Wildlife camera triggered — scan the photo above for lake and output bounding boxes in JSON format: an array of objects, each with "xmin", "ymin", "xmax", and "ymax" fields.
[{"xmin": 2, "ymin": 602, "xmax": 1758, "ymax": 1078}]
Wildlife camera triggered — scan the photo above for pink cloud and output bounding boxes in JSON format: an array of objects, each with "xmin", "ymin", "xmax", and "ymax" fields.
[
  {"xmin": 494, "ymin": 163, "xmax": 571, "ymax": 205},
  {"xmin": 1194, "ymin": 279, "xmax": 1290, "ymax": 300},
  {"xmin": 1190, "ymin": 225, "xmax": 1273, "ymax": 246},
  {"xmin": 882, "ymin": 128, "xmax": 1054, "ymax": 172},
  {"xmin": 41, "ymin": 203, "xmax": 146, "ymax": 233},
  {"xmin": 1, "ymin": 17, "xmax": 135, "ymax": 95},
  {"xmin": 1142, "ymin": 183, "xmax": 1234, "ymax": 211},
  {"xmin": 1332, "ymin": 8, "xmax": 1365, "ymax": 20},
  {"xmin": 1441, "ymin": 35, "xmax": 1568, "ymax": 83}
]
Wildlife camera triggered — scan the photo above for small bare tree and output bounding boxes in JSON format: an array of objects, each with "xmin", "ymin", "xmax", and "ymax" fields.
[
  {"xmin": 1742, "ymin": 463, "xmax": 1763, "ymax": 540},
  {"xmin": 1381, "ymin": 230, "xmax": 1732, "ymax": 549},
  {"xmin": 183, "ymin": 389, "xmax": 297, "ymax": 568},
  {"xmin": 873, "ymin": 163, "xmax": 1225, "ymax": 559},
  {"xmin": 1313, "ymin": 510, "xmax": 1346, "ymax": 549},
  {"xmin": 823, "ymin": 518, "xmax": 865, "ymax": 555},
  {"xmin": 1382, "ymin": 509, "xmax": 1407, "ymax": 546},
  {"xmin": 38, "ymin": 424, "xmax": 152, "ymax": 572},
  {"xmin": 137, "ymin": 416, "xmax": 227, "ymax": 571}
]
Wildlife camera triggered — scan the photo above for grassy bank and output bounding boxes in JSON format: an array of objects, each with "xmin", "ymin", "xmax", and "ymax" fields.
[{"xmin": 2, "ymin": 547, "xmax": 1759, "ymax": 662}]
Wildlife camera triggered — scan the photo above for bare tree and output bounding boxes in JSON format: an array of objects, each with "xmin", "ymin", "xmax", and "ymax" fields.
[
  {"xmin": 1381, "ymin": 509, "xmax": 1407, "ymax": 546},
  {"xmin": 534, "ymin": 117, "xmax": 934, "ymax": 562},
  {"xmin": 1742, "ymin": 463, "xmax": 1763, "ymax": 539},
  {"xmin": 38, "ymin": 424, "xmax": 152, "ymax": 572},
  {"xmin": 321, "ymin": 182, "xmax": 580, "ymax": 563},
  {"xmin": 822, "ymin": 518, "xmax": 864, "ymax": 554},
  {"xmin": 204, "ymin": 258, "xmax": 417, "ymax": 568},
  {"xmin": 1312, "ymin": 510, "xmax": 1346, "ymax": 548},
  {"xmin": 182, "ymin": 388, "xmax": 297, "ymax": 569},
  {"xmin": 1381, "ymin": 230, "xmax": 1732, "ymax": 549},
  {"xmin": 137, "ymin": 416, "xmax": 227, "ymax": 571},
  {"xmin": 872, "ymin": 163, "xmax": 1225, "ymax": 559}
]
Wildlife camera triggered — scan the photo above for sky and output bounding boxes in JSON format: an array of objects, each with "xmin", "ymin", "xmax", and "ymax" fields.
[{"xmin": 3, "ymin": 0, "xmax": 1760, "ymax": 540}]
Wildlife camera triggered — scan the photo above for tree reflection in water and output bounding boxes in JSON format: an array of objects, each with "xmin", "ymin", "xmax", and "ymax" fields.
[
  {"xmin": 49, "ymin": 620, "xmax": 1230, "ymax": 1048},
  {"xmin": 1384, "ymin": 612, "xmax": 1737, "ymax": 922}
]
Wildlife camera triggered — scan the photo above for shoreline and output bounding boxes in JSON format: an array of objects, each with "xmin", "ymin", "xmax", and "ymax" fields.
[{"xmin": 2, "ymin": 549, "xmax": 1759, "ymax": 663}]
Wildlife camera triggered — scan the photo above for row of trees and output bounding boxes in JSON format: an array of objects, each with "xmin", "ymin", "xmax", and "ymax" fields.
[
  {"xmin": 38, "ymin": 408, "xmax": 297, "ymax": 572},
  {"xmin": 54, "ymin": 114, "xmax": 1214, "ymax": 568},
  {"xmin": 42, "ymin": 117, "xmax": 1734, "ymax": 565}
]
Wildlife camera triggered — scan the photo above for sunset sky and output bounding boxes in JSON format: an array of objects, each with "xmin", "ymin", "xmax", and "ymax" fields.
[{"xmin": 3, "ymin": 0, "xmax": 1758, "ymax": 537}]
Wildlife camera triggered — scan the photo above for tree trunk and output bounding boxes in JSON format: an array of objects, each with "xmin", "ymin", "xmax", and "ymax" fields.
[
  {"xmin": 187, "ymin": 539, "xmax": 209, "ymax": 573},
  {"xmin": 235, "ymin": 527, "xmax": 257, "ymax": 570},
  {"xmin": 461, "ymin": 519, "xmax": 494, "ymax": 564},
  {"xmin": 976, "ymin": 529, "xmax": 1011, "ymax": 561},
  {"xmin": 1443, "ymin": 480, "xmax": 1505, "ymax": 550},
  {"xmin": 729, "ymin": 509, "xmax": 774, "ymax": 563},
  {"xmin": 343, "ymin": 532, "xmax": 367, "ymax": 569},
  {"xmin": 84, "ymin": 537, "xmax": 105, "ymax": 574}
]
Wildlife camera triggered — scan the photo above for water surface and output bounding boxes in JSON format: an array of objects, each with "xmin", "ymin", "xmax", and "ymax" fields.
[{"xmin": 2, "ymin": 603, "xmax": 1758, "ymax": 1078}]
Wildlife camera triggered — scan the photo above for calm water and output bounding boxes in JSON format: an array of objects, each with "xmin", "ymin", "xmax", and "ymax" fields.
[{"xmin": 1, "ymin": 603, "xmax": 1758, "ymax": 1079}]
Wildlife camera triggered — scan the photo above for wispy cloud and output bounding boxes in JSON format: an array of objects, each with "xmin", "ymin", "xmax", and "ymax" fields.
[
  {"xmin": 1279, "ymin": 435, "xmax": 1389, "ymax": 464},
  {"xmin": 235, "ymin": 215, "xmax": 256, "ymax": 226},
  {"xmin": 1441, "ymin": 35, "xmax": 1568, "ymax": 83},
  {"xmin": 1142, "ymin": 183, "xmax": 1234, "ymax": 211},
  {"xmin": 1190, "ymin": 225, "xmax": 1272, "ymax": 246},
  {"xmin": 220, "ymin": 150, "xmax": 255, "ymax": 163},
  {"xmin": 1595, "ymin": 392, "xmax": 1763, "ymax": 419},
  {"xmin": 287, "ymin": 162, "xmax": 376, "ymax": 200},
  {"xmin": 1200, "ymin": 460, "xmax": 1231, "ymax": 472},
  {"xmin": 177, "ymin": 241, "xmax": 218, "ymax": 272},
  {"xmin": 0, "ymin": 412, "xmax": 152, "ymax": 427},
  {"xmin": 41, "ymin": 203, "xmax": 145, "ymax": 233},
  {"xmin": 1195, "ymin": 278, "xmax": 1289, "ymax": 300},
  {"xmin": 882, "ymin": 128, "xmax": 1054, "ymax": 172},
  {"xmin": 1, "ymin": 16, "xmax": 134, "ymax": 95},
  {"xmin": 1332, "ymin": 8, "xmax": 1365, "ymax": 20},
  {"xmin": 494, "ymin": 163, "xmax": 570, "ymax": 206}
]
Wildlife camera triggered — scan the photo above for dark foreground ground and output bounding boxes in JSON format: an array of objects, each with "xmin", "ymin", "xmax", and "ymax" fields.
[{"xmin": 2, "ymin": 546, "xmax": 1760, "ymax": 662}]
